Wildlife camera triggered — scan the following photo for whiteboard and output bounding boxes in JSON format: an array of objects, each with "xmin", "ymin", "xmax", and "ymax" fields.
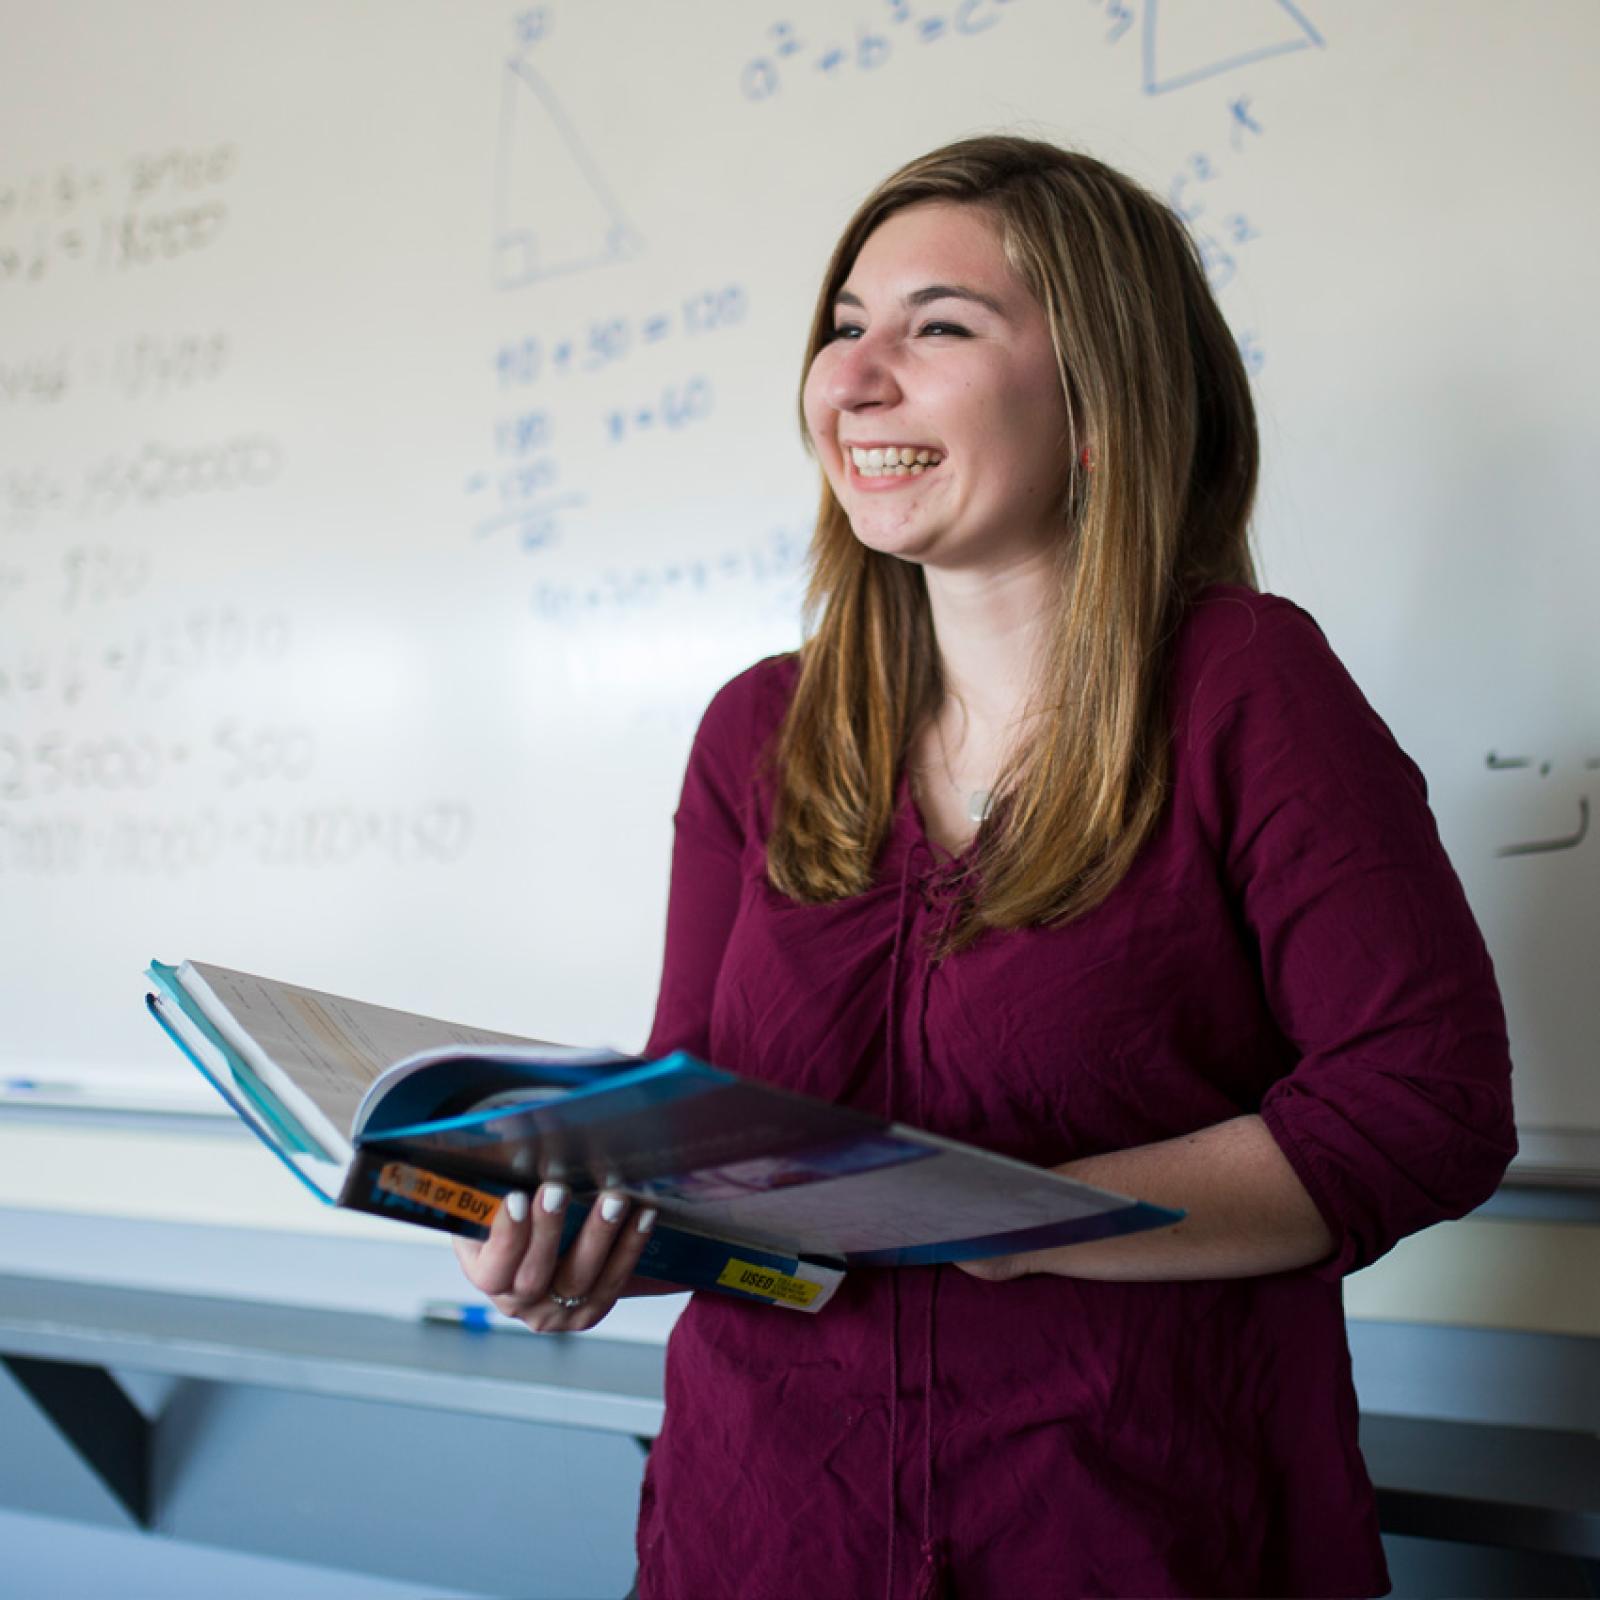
[{"xmin": 2, "ymin": 0, "xmax": 1596, "ymax": 1180}]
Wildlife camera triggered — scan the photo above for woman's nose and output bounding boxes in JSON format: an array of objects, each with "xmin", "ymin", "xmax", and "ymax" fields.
[{"xmin": 821, "ymin": 334, "xmax": 900, "ymax": 411}]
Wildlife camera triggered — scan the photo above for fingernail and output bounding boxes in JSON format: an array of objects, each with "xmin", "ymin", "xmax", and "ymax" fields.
[
  {"xmin": 540, "ymin": 1183, "xmax": 569, "ymax": 1215},
  {"xmin": 636, "ymin": 1208, "xmax": 658, "ymax": 1235},
  {"xmin": 600, "ymin": 1192, "xmax": 627, "ymax": 1225},
  {"xmin": 505, "ymin": 1190, "xmax": 529, "ymax": 1224}
]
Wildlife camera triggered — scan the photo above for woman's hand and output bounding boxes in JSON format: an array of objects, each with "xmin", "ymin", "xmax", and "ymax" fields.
[{"xmin": 451, "ymin": 1182, "xmax": 659, "ymax": 1333}]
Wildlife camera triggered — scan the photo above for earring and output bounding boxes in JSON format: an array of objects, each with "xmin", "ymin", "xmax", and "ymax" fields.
[{"xmin": 1079, "ymin": 445, "xmax": 1095, "ymax": 470}]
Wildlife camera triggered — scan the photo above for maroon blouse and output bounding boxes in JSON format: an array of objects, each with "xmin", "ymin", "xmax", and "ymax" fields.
[{"xmin": 635, "ymin": 587, "xmax": 1516, "ymax": 1600}]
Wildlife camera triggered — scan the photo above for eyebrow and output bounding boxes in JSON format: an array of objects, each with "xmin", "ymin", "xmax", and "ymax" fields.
[{"xmin": 834, "ymin": 283, "xmax": 1007, "ymax": 317}]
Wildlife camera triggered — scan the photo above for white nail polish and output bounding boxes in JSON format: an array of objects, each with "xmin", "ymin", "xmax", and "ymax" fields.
[
  {"xmin": 505, "ymin": 1190, "xmax": 529, "ymax": 1223},
  {"xmin": 600, "ymin": 1193, "xmax": 627, "ymax": 1224},
  {"xmin": 540, "ymin": 1183, "xmax": 569, "ymax": 1214},
  {"xmin": 637, "ymin": 1208, "xmax": 658, "ymax": 1235}
]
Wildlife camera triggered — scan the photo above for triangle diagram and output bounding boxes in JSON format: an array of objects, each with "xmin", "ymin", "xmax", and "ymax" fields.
[
  {"xmin": 1143, "ymin": 0, "xmax": 1324, "ymax": 97},
  {"xmin": 493, "ymin": 59, "xmax": 643, "ymax": 288}
]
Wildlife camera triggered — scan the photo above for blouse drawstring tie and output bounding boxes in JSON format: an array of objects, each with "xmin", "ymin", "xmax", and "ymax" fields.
[
  {"xmin": 914, "ymin": 881, "xmax": 957, "ymax": 1600},
  {"xmin": 883, "ymin": 841, "xmax": 917, "ymax": 1600},
  {"xmin": 886, "ymin": 837, "xmax": 960, "ymax": 1599}
]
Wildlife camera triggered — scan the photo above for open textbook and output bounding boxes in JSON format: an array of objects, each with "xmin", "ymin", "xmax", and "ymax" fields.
[{"xmin": 145, "ymin": 960, "xmax": 1182, "ymax": 1314}]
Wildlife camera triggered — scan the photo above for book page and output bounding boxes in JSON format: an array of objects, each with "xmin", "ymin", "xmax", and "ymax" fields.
[{"xmin": 183, "ymin": 962, "xmax": 545, "ymax": 1145}]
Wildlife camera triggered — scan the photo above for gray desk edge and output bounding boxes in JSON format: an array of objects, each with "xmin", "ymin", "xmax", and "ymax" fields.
[{"xmin": 2, "ymin": 1271, "xmax": 1597, "ymax": 1562}]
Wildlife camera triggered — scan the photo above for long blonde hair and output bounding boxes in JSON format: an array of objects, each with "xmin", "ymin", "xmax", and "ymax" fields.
[{"xmin": 767, "ymin": 136, "xmax": 1258, "ymax": 947}]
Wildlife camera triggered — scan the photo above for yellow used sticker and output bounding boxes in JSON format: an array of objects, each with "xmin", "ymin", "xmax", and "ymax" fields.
[
  {"xmin": 716, "ymin": 1257, "xmax": 823, "ymax": 1306},
  {"xmin": 377, "ymin": 1161, "xmax": 501, "ymax": 1228}
]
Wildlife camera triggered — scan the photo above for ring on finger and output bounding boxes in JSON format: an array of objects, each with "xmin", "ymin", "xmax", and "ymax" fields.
[{"xmin": 549, "ymin": 1291, "xmax": 588, "ymax": 1310}]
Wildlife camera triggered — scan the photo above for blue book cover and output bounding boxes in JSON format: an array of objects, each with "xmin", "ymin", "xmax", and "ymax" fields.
[{"xmin": 146, "ymin": 959, "xmax": 1183, "ymax": 1309}]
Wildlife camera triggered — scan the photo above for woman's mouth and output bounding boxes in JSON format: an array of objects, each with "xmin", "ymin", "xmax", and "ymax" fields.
[{"xmin": 846, "ymin": 444, "xmax": 944, "ymax": 486}]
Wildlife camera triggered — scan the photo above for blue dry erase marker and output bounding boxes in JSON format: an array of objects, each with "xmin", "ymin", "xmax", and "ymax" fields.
[{"xmin": 420, "ymin": 1300, "xmax": 519, "ymax": 1332}]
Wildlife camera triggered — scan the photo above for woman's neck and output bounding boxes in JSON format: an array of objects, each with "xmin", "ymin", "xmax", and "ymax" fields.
[
  {"xmin": 903, "ymin": 553, "xmax": 1058, "ymax": 853},
  {"xmin": 923, "ymin": 551, "xmax": 1055, "ymax": 728}
]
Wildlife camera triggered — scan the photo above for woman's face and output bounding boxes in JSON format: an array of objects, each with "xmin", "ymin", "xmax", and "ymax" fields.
[{"xmin": 802, "ymin": 200, "xmax": 1072, "ymax": 574}]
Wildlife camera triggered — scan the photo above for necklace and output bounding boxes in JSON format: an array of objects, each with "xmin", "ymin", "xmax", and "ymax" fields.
[{"xmin": 933, "ymin": 713, "xmax": 994, "ymax": 824}]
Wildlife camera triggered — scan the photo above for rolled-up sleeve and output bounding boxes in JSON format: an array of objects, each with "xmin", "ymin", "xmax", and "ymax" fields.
[{"xmin": 1186, "ymin": 597, "xmax": 1517, "ymax": 1279}]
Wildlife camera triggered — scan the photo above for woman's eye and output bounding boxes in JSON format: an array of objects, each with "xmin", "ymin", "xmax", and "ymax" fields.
[
  {"xmin": 824, "ymin": 323, "xmax": 864, "ymax": 343},
  {"xmin": 918, "ymin": 321, "xmax": 970, "ymax": 338}
]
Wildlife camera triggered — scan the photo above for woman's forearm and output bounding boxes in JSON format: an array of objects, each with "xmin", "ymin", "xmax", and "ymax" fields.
[{"xmin": 964, "ymin": 1114, "xmax": 1336, "ymax": 1284}]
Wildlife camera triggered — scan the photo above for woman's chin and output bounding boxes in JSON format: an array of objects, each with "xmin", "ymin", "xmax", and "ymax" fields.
[{"xmin": 847, "ymin": 527, "xmax": 940, "ymax": 567}]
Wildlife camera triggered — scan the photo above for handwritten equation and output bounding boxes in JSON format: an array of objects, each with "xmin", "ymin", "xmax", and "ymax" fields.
[
  {"xmin": 0, "ymin": 333, "xmax": 231, "ymax": 409},
  {"xmin": 0, "ymin": 543, "xmax": 151, "ymax": 618},
  {"xmin": 605, "ymin": 377, "xmax": 714, "ymax": 444},
  {"xmin": 741, "ymin": 0, "xmax": 1019, "ymax": 101},
  {"xmin": 0, "ymin": 721, "xmax": 318, "ymax": 804},
  {"xmin": 531, "ymin": 527, "xmax": 805, "ymax": 625},
  {"xmin": 493, "ymin": 287, "xmax": 746, "ymax": 389},
  {"xmin": 471, "ymin": 283, "xmax": 748, "ymax": 553},
  {"xmin": 0, "ymin": 608, "xmax": 292, "ymax": 709},
  {"xmin": 1, "ymin": 434, "xmax": 284, "ymax": 533},
  {"xmin": 0, "ymin": 800, "xmax": 475, "ymax": 880},
  {"xmin": 0, "ymin": 145, "xmax": 237, "ymax": 287}
]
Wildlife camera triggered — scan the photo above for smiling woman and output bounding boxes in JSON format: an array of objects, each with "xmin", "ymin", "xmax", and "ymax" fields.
[
  {"xmin": 453, "ymin": 135, "xmax": 1516, "ymax": 1600},
  {"xmin": 777, "ymin": 140, "xmax": 1257, "ymax": 904},
  {"xmin": 802, "ymin": 203, "xmax": 1070, "ymax": 576}
]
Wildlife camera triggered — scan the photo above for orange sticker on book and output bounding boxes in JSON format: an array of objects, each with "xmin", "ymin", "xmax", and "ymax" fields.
[
  {"xmin": 376, "ymin": 1162, "xmax": 501, "ymax": 1228},
  {"xmin": 715, "ymin": 1258, "xmax": 823, "ymax": 1306}
]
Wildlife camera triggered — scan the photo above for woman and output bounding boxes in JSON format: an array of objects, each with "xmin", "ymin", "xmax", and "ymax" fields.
[{"xmin": 456, "ymin": 137, "xmax": 1516, "ymax": 1598}]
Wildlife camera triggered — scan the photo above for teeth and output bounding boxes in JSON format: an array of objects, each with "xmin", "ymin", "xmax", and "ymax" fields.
[{"xmin": 849, "ymin": 446, "xmax": 943, "ymax": 477}]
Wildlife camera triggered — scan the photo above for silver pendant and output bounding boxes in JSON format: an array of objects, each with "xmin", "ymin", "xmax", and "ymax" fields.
[{"xmin": 967, "ymin": 789, "xmax": 992, "ymax": 824}]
